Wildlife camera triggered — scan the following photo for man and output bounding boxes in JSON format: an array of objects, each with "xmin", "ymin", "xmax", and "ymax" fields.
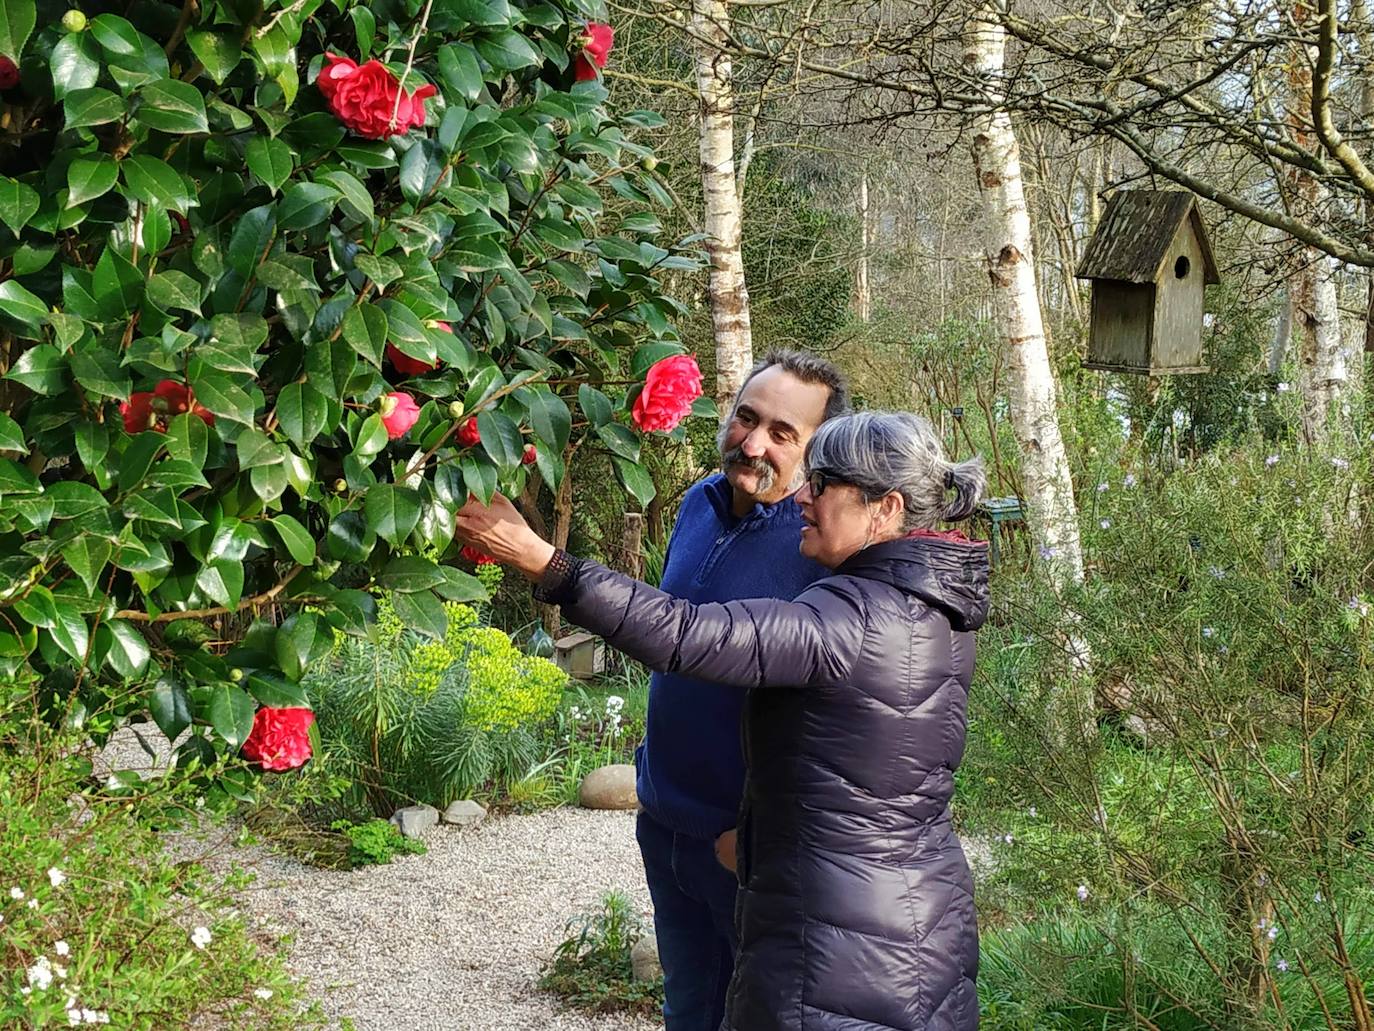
[{"xmin": 635, "ymin": 349, "xmax": 849, "ymax": 1031}]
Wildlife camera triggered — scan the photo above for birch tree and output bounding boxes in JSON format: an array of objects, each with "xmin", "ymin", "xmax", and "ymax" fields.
[
  {"xmin": 963, "ymin": 10, "xmax": 1085, "ymax": 592},
  {"xmin": 691, "ymin": 0, "xmax": 753, "ymax": 408},
  {"xmin": 856, "ymin": 172, "xmax": 872, "ymax": 322}
]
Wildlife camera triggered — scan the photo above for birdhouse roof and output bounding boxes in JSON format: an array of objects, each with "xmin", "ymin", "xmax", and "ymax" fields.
[{"xmin": 1076, "ymin": 191, "xmax": 1220, "ymax": 285}]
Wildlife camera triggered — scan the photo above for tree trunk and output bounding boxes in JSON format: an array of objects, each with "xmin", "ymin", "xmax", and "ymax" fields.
[
  {"xmin": 964, "ymin": 11, "xmax": 1086, "ymax": 590},
  {"xmin": 856, "ymin": 171, "xmax": 872, "ymax": 322},
  {"xmin": 692, "ymin": 0, "xmax": 753, "ymax": 409}
]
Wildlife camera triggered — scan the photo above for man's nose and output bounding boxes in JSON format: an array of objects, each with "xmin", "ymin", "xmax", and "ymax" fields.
[{"xmin": 741, "ymin": 428, "xmax": 767, "ymax": 457}]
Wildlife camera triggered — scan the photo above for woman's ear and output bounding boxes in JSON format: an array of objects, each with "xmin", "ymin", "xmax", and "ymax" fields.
[{"xmin": 877, "ymin": 491, "xmax": 905, "ymax": 534}]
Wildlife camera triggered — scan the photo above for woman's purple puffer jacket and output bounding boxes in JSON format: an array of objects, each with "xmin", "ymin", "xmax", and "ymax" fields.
[{"xmin": 538, "ymin": 530, "xmax": 990, "ymax": 1031}]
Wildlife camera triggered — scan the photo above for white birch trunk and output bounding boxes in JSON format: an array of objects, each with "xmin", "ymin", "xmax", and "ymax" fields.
[
  {"xmin": 963, "ymin": 11, "xmax": 1085, "ymax": 590},
  {"xmin": 856, "ymin": 172, "xmax": 872, "ymax": 322},
  {"xmin": 691, "ymin": 0, "xmax": 752, "ymax": 409}
]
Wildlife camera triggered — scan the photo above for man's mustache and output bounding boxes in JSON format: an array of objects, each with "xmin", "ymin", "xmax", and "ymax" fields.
[{"xmin": 722, "ymin": 447, "xmax": 775, "ymax": 480}]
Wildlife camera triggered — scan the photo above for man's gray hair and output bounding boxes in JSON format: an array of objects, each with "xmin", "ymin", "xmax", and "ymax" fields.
[
  {"xmin": 730, "ymin": 349, "xmax": 850, "ymax": 423},
  {"xmin": 804, "ymin": 410, "xmax": 987, "ymax": 529}
]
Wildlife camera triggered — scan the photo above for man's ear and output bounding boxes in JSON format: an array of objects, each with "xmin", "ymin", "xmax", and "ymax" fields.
[{"xmin": 877, "ymin": 491, "xmax": 905, "ymax": 533}]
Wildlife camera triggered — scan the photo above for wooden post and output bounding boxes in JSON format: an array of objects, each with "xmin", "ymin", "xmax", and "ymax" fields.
[{"xmin": 621, "ymin": 512, "xmax": 643, "ymax": 581}]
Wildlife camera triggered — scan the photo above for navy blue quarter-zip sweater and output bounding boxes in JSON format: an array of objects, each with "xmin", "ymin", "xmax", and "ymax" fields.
[{"xmin": 634, "ymin": 473, "xmax": 827, "ymax": 839}]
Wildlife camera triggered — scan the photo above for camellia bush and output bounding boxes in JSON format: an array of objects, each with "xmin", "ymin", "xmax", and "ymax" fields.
[{"xmin": 0, "ymin": 0, "xmax": 706, "ymax": 789}]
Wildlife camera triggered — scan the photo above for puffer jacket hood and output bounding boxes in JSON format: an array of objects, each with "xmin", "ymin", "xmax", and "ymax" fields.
[{"xmin": 839, "ymin": 531, "xmax": 990, "ymax": 633}]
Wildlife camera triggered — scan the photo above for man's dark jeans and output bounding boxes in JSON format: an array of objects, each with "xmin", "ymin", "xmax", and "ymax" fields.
[{"xmin": 636, "ymin": 810, "xmax": 739, "ymax": 1031}]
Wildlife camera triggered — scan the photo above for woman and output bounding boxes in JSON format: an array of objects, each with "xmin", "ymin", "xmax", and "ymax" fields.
[{"xmin": 456, "ymin": 411, "xmax": 989, "ymax": 1031}]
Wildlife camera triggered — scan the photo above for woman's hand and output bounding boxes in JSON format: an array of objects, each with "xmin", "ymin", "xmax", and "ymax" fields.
[
  {"xmin": 454, "ymin": 493, "xmax": 556, "ymax": 581},
  {"xmin": 714, "ymin": 829, "xmax": 737, "ymax": 874}
]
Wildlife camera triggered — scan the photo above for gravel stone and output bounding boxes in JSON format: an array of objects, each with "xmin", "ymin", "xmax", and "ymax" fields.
[
  {"xmin": 441, "ymin": 799, "xmax": 488, "ymax": 828},
  {"xmin": 238, "ymin": 808, "xmax": 661, "ymax": 1030},
  {"xmin": 577, "ymin": 765, "xmax": 638, "ymax": 810},
  {"xmin": 389, "ymin": 804, "xmax": 439, "ymax": 839}
]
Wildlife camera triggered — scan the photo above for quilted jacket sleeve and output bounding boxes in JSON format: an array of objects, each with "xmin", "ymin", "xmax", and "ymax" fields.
[{"xmin": 536, "ymin": 551, "xmax": 865, "ymax": 689}]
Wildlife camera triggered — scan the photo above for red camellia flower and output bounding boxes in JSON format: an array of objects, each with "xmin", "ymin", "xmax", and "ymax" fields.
[
  {"xmin": 0, "ymin": 57, "xmax": 20, "ymax": 91},
  {"xmin": 632, "ymin": 354, "xmax": 704, "ymax": 433},
  {"xmin": 380, "ymin": 391, "xmax": 421, "ymax": 440},
  {"xmin": 120, "ymin": 380, "xmax": 215, "ymax": 434},
  {"xmin": 461, "ymin": 544, "xmax": 498, "ymax": 565},
  {"xmin": 573, "ymin": 22, "xmax": 614, "ymax": 81},
  {"xmin": 241, "ymin": 707, "xmax": 315, "ymax": 772},
  {"xmin": 316, "ymin": 53, "xmax": 437, "ymax": 139},
  {"xmin": 457, "ymin": 416, "xmax": 481, "ymax": 448},
  {"xmin": 522, "ymin": 443, "xmax": 538, "ymax": 466},
  {"xmin": 385, "ymin": 321, "xmax": 450, "ymax": 376}
]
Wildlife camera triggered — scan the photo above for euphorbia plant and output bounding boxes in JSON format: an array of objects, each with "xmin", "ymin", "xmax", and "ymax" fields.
[{"xmin": 0, "ymin": 0, "xmax": 707, "ymax": 790}]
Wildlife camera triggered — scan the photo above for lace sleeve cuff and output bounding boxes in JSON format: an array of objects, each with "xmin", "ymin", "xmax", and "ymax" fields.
[{"xmin": 532, "ymin": 548, "xmax": 580, "ymax": 604}]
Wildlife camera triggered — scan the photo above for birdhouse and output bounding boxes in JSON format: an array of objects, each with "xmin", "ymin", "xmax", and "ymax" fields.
[
  {"xmin": 554, "ymin": 631, "xmax": 605, "ymax": 680},
  {"xmin": 1076, "ymin": 191, "xmax": 1220, "ymax": 375}
]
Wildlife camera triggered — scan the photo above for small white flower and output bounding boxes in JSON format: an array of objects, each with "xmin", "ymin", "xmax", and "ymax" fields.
[
  {"xmin": 55, "ymin": 940, "xmax": 70, "ymax": 957},
  {"xmin": 54, "ymin": 963, "xmax": 67, "ymax": 980},
  {"xmin": 1076, "ymin": 884, "xmax": 1090, "ymax": 901},
  {"xmin": 195, "ymin": 797, "xmax": 206, "ymax": 809},
  {"xmin": 1002, "ymin": 833, "xmax": 1014, "ymax": 845},
  {"xmin": 68, "ymin": 1011, "xmax": 83, "ymax": 1027},
  {"xmin": 1202, "ymin": 627, "xmax": 1215, "ymax": 638},
  {"xmin": 27, "ymin": 956, "xmax": 53, "ymax": 990},
  {"xmin": 1096, "ymin": 482, "xmax": 1109, "ymax": 493},
  {"xmin": 10, "ymin": 886, "xmax": 24, "ymax": 900},
  {"xmin": 1275, "ymin": 957, "xmax": 1289, "ymax": 972},
  {"xmin": 1331, "ymin": 457, "xmax": 1349, "ymax": 471},
  {"xmin": 1265, "ymin": 454, "xmax": 1280, "ymax": 468},
  {"xmin": 1208, "ymin": 566, "xmax": 1226, "ymax": 579},
  {"xmin": 27, "ymin": 898, "xmax": 38, "ymax": 909},
  {"xmin": 1277, "ymin": 382, "xmax": 1291, "ymax": 393},
  {"xmin": 253, "ymin": 988, "xmax": 274, "ymax": 1000},
  {"xmin": 1028, "ymin": 806, "xmax": 1037, "ymax": 817},
  {"xmin": 105, "ymin": 775, "xmax": 120, "ymax": 791},
  {"xmin": 1123, "ymin": 474, "xmax": 1137, "ymax": 488},
  {"xmin": 48, "ymin": 867, "xmax": 66, "ymax": 889},
  {"xmin": 1099, "ymin": 519, "xmax": 1111, "ymax": 529},
  {"xmin": 190, "ymin": 926, "xmax": 212, "ymax": 950},
  {"xmin": 1267, "ymin": 925, "xmax": 1278, "ymax": 941},
  {"xmin": 605, "ymin": 695, "xmax": 625, "ymax": 714},
  {"xmin": 1314, "ymin": 890, "xmax": 1323, "ymax": 903}
]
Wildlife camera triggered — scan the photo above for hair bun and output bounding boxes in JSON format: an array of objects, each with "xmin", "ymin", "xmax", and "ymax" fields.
[{"xmin": 944, "ymin": 468, "xmax": 955, "ymax": 490}]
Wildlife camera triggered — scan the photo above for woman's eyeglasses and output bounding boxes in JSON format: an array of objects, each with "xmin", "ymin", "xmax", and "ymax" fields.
[{"xmin": 806, "ymin": 468, "xmax": 849, "ymax": 497}]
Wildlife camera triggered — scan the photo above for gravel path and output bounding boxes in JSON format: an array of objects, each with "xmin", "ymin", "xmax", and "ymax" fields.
[{"xmin": 238, "ymin": 808, "xmax": 663, "ymax": 1031}]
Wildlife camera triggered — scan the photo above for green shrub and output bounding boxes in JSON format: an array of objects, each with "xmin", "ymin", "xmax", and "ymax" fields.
[
  {"xmin": 304, "ymin": 596, "xmax": 567, "ymax": 815},
  {"xmin": 0, "ymin": 684, "xmax": 321, "ymax": 1030},
  {"xmin": 332, "ymin": 818, "xmax": 427, "ymax": 866},
  {"xmin": 538, "ymin": 890, "xmax": 662, "ymax": 1015}
]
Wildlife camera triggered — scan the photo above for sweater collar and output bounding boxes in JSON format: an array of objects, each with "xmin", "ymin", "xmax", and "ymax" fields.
[{"xmin": 702, "ymin": 473, "xmax": 802, "ymax": 526}]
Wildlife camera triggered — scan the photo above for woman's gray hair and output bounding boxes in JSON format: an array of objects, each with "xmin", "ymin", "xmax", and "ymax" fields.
[{"xmin": 803, "ymin": 411, "xmax": 987, "ymax": 529}]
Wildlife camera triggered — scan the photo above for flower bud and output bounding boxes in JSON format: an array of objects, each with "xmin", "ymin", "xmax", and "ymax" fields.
[
  {"xmin": 229, "ymin": 668, "xmax": 244, "ymax": 681},
  {"xmin": 333, "ymin": 478, "xmax": 348, "ymax": 493},
  {"xmin": 522, "ymin": 443, "xmax": 538, "ymax": 466},
  {"xmin": 448, "ymin": 400, "xmax": 466, "ymax": 419},
  {"xmin": 379, "ymin": 394, "xmax": 399, "ymax": 418},
  {"xmin": 62, "ymin": 9, "xmax": 87, "ymax": 31},
  {"xmin": 640, "ymin": 156, "xmax": 659, "ymax": 172}
]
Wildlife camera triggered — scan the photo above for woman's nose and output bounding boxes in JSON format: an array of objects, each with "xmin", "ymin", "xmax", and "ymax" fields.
[{"xmin": 796, "ymin": 481, "xmax": 813, "ymax": 505}]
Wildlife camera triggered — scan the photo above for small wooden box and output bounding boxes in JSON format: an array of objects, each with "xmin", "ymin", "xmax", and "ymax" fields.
[{"xmin": 554, "ymin": 632, "xmax": 605, "ymax": 680}]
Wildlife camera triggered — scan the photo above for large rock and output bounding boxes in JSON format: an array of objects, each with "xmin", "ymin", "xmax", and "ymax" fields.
[
  {"xmin": 630, "ymin": 933, "xmax": 662, "ymax": 982},
  {"xmin": 441, "ymin": 799, "xmax": 487, "ymax": 828},
  {"xmin": 578, "ymin": 764, "xmax": 638, "ymax": 810},
  {"xmin": 389, "ymin": 804, "xmax": 439, "ymax": 839}
]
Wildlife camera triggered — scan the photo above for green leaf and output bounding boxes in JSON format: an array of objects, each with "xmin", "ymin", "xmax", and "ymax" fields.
[
  {"xmin": 475, "ymin": 29, "xmax": 540, "ymax": 72},
  {"xmin": 578, "ymin": 384, "xmax": 613, "ymax": 428},
  {"xmin": 235, "ymin": 427, "xmax": 283, "ymax": 469},
  {"xmin": 92, "ymin": 246, "xmax": 144, "ymax": 318},
  {"xmin": 227, "ymin": 204, "xmax": 276, "ymax": 277},
  {"xmin": 246, "ymin": 136, "xmax": 293, "ymax": 194},
  {"xmin": 477, "ymin": 409, "xmax": 523, "ymax": 470},
  {"xmin": 187, "ymin": 30, "xmax": 241, "ymax": 84},
  {"xmin": 62, "ymin": 537, "xmax": 112, "ymax": 593},
  {"xmin": 101, "ymin": 620, "xmax": 150, "ymax": 678},
  {"xmin": 64, "ymin": 88, "xmax": 126, "ymax": 131},
  {"xmin": 277, "ymin": 181, "xmax": 338, "ymax": 231},
  {"xmin": 150, "ymin": 675, "xmax": 193, "ymax": 740},
  {"xmin": 438, "ymin": 44, "xmax": 483, "ymax": 102},
  {"xmin": 461, "ymin": 454, "xmax": 497, "ymax": 504},
  {"xmin": 246, "ymin": 671, "xmax": 310, "ymax": 708},
  {"xmin": 121, "ymin": 155, "xmax": 192, "ymax": 212},
  {"xmin": 66, "ymin": 155, "xmax": 118, "ymax": 207},
  {"xmin": 250, "ymin": 461, "xmax": 288, "ymax": 503},
  {"xmin": 0, "ymin": 280, "xmax": 48, "ymax": 332},
  {"xmin": 390, "ymin": 588, "xmax": 447, "ymax": 640},
  {"xmin": 88, "ymin": 13, "xmax": 141, "ymax": 56},
  {"xmin": 364, "ymin": 484, "xmax": 421, "ymax": 547},
  {"xmin": 165, "ymin": 412, "xmax": 209, "ymax": 466},
  {"xmin": 326, "ymin": 510, "xmax": 373, "ymax": 562},
  {"xmin": 0, "ymin": 457, "xmax": 39, "ymax": 492},
  {"xmin": 275, "ymin": 613, "xmax": 330, "ymax": 680},
  {"xmin": 190, "ymin": 371, "xmax": 255, "ymax": 424},
  {"xmin": 197, "ymin": 559, "xmax": 244, "ymax": 608},
  {"xmin": 0, "ymin": 412, "xmax": 26, "ymax": 453},
  {"xmin": 320, "ymin": 170, "xmax": 374, "ymax": 224},
  {"xmin": 46, "ymin": 481, "xmax": 106, "ymax": 520},
  {"xmin": 269, "ymin": 514, "xmax": 316, "ymax": 565},
  {"xmin": 597, "ymin": 423, "xmax": 641, "ymax": 463},
  {"xmin": 343, "ymin": 303, "xmax": 388, "ymax": 366},
  {"xmin": 433, "ymin": 566, "xmax": 488, "ymax": 603},
  {"xmin": 529, "ymin": 391, "xmax": 571, "ymax": 451},
  {"xmin": 0, "ymin": 177, "xmax": 40, "ymax": 235},
  {"xmin": 378, "ymin": 555, "xmax": 445, "ymax": 592},
  {"xmin": 50, "ymin": 31, "xmax": 99, "ymax": 99},
  {"xmin": 351, "ymin": 413, "xmax": 388, "ymax": 459},
  {"xmin": 135, "ymin": 79, "xmax": 209, "ymax": 134},
  {"xmin": 350, "ymin": 6, "xmax": 376, "ymax": 57},
  {"xmin": 119, "ymin": 432, "xmax": 166, "ymax": 491},
  {"xmin": 205, "ymin": 313, "xmax": 268, "ymax": 372},
  {"xmin": 0, "ymin": 0, "xmax": 34, "ymax": 63},
  {"xmin": 613, "ymin": 456, "xmax": 656, "ymax": 507},
  {"xmin": 206, "ymin": 683, "xmax": 255, "ymax": 750},
  {"xmin": 145, "ymin": 270, "xmax": 202, "ymax": 314},
  {"xmin": 276, "ymin": 382, "xmax": 328, "ymax": 447},
  {"xmin": 46, "ymin": 603, "xmax": 90, "ymax": 664},
  {"xmin": 304, "ymin": 337, "xmax": 355, "ymax": 401}
]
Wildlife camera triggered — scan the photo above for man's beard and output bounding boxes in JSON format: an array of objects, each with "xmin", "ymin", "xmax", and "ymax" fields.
[{"xmin": 720, "ymin": 447, "xmax": 805, "ymax": 497}]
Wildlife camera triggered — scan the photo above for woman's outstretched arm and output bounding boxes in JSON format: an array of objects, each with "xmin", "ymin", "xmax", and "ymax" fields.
[{"xmin": 454, "ymin": 494, "xmax": 863, "ymax": 690}]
